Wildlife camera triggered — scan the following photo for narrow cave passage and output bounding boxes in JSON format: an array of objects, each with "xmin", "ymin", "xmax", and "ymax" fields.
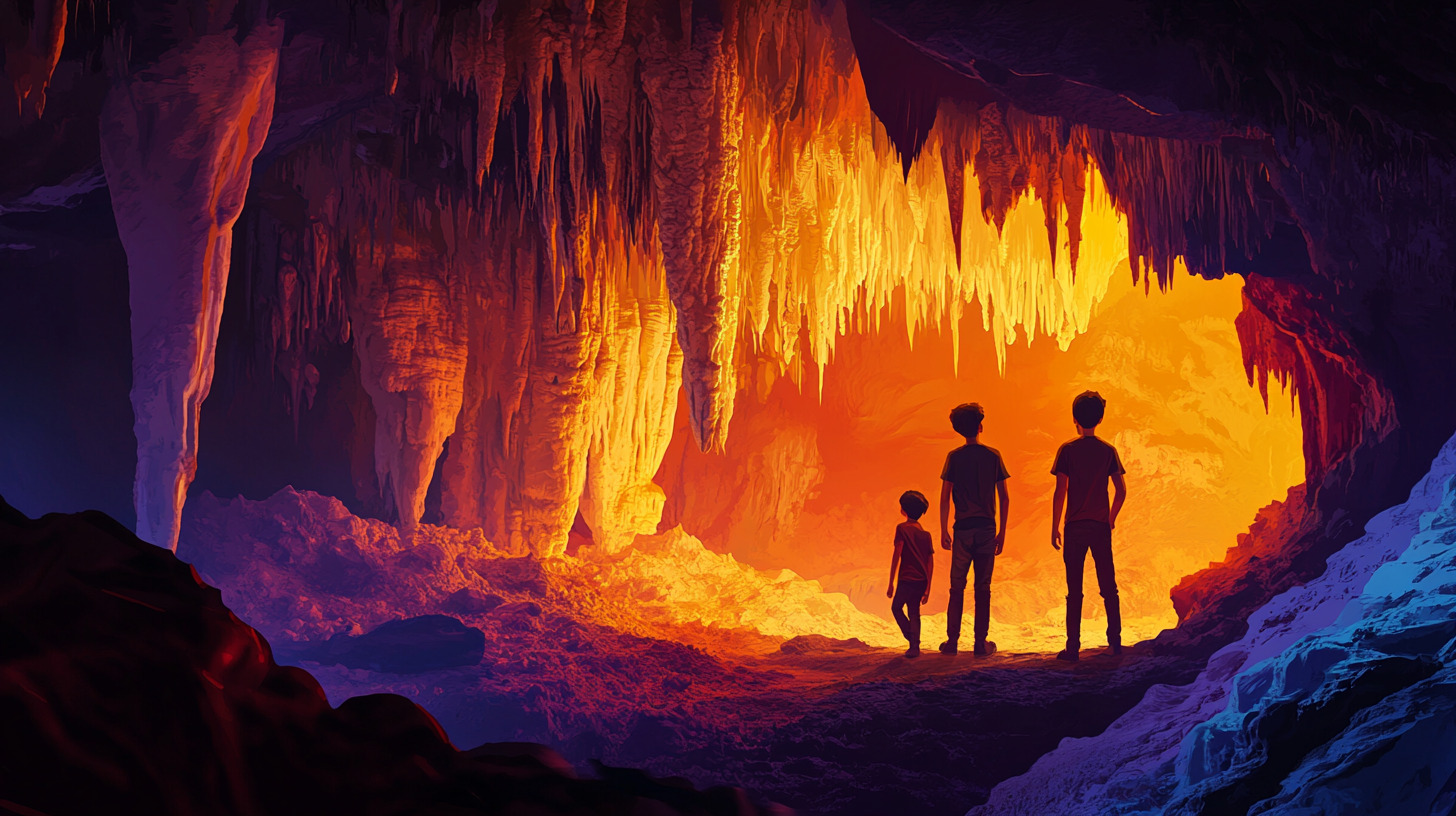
[{"xmin": 654, "ymin": 259, "xmax": 1304, "ymax": 654}]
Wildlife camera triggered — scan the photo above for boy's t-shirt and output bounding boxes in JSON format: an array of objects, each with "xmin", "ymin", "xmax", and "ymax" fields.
[
  {"xmin": 895, "ymin": 522, "xmax": 934, "ymax": 582},
  {"xmin": 941, "ymin": 443, "xmax": 1010, "ymax": 529},
  {"xmin": 1051, "ymin": 435, "xmax": 1126, "ymax": 526}
]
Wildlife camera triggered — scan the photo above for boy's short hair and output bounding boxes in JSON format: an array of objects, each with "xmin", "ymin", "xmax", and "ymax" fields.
[
  {"xmin": 949, "ymin": 403, "xmax": 985, "ymax": 438},
  {"xmin": 1072, "ymin": 391, "xmax": 1107, "ymax": 428},
  {"xmin": 899, "ymin": 490, "xmax": 930, "ymax": 520}
]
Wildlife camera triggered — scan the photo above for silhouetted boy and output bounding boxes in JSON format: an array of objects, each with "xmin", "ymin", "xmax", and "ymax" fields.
[
  {"xmin": 886, "ymin": 490, "xmax": 934, "ymax": 658},
  {"xmin": 938, "ymin": 403, "xmax": 1010, "ymax": 656},
  {"xmin": 1050, "ymin": 391, "xmax": 1128, "ymax": 661}
]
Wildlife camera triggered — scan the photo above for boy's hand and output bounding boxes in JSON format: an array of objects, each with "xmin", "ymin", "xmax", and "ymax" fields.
[
  {"xmin": 886, "ymin": 584, "xmax": 895, "ymax": 599},
  {"xmin": 941, "ymin": 530, "xmax": 953, "ymax": 550},
  {"xmin": 1051, "ymin": 529, "xmax": 1062, "ymax": 551},
  {"xmin": 921, "ymin": 588, "xmax": 931, "ymax": 605},
  {"xmin": 994, "ymin": 531, "xmax": 1005, "ymax": 555}
]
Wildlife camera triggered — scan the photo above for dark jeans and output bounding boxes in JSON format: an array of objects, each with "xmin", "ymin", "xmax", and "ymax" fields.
[
  {"xmin": 892, "ymin": 578, "xmax": 927, "ymax": 646},
  {"xmin": 1064, "ymin": 520, "xmax": 1121, "ymax": 647},
  {"xmin": 946, "ymin": 524, "xmax": 997, "ymax": 645}
]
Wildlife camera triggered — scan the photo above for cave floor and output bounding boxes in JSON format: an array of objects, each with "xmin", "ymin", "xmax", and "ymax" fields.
[
  {"xmin": 298, "ymin": 635, "xmax": 1200, "ymax": 816},
  {"xmin": 645, "ymin": 644, "xmax": 1198, "ymax": 816},
  {"xmin": 183, "ymin": 490, "xmax": 1205, "ymax": 816}
]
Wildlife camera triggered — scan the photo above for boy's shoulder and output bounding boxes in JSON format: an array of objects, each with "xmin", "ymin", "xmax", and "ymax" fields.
[
  {"xmin": 897, "ymin": 521, "xmax": 931, "ymax": 543},
  {"xmin": 1061, "ymin": 435, "xmax": 1117, "ymax": 451}
]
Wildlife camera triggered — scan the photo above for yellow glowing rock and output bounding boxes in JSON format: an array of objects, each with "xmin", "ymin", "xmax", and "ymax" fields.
[{"xmin": 588, "ymin": 526, "xmax": 904, "ymax": 647}]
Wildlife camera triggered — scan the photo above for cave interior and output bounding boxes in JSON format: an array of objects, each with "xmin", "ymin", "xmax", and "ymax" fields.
[{"xmin": 2, "ymin": 1, "xmax": 1455, "ymax": 815}]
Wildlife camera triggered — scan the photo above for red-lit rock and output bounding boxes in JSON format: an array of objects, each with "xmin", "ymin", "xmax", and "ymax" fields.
[{"xmin": 0, "ymin": 496, "xmax": 786, "ymax": 815}]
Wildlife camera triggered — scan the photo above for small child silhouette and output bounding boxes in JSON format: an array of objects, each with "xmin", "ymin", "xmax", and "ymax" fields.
[{"xmin": 887, "ymin": 490, "xmax": 934, "ymax": 658}]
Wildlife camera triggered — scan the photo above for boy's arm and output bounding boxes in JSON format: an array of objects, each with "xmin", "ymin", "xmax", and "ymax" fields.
[
  {"xmin": 994, "ymin": 480, "xmax": 1010, "ymax": 555},
  {"xmin": 887, "ymin": 540, "xmax": 902, "ymax": 598},
  {"xmin": 939, "ymin": 480, "xmax": 953, "ymax": 549},
  {"xmin": 1051, "ymin": 474, "xmax": 1069, "ymax": 550},
  {"xmin": 1110, "ymin": 473, "xmax": 1127, "ymax": 530}
]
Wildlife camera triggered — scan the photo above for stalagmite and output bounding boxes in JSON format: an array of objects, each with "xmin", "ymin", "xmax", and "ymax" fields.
[
  {"xmin": 348, "ymin": 227, "xmax": 469, "ymax": 538},
  {"xmin": 100, "ymin": 21, "xmax": 284, "ymax": 550},
  {"xmin": 581, "ymin": 261, "xmax": 683, "ymax": 554}
]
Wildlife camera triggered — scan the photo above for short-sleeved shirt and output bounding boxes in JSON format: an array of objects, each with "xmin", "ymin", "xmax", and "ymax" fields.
[
  {"xmin": 941, "ymin": 444, "xmax": 1010, "ymax": 529},
  {"xmin": 894, "ymin": 521, "xmax": 934, "ymax": 582},
  {"xmin": 1051, "ymin": 436, "xmax": 1126, "ymax": 526}
]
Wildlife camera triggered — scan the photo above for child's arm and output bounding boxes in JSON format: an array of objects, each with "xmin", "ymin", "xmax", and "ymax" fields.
[
  {"xmin": 921, "ymin": 545, "xmax": 933, "ymax": 604},
  {"xmin": 1110, "ymin": 473, "xmax": 1127, "ymax": 530},
  {"xmin": 887, "ymin": 536, "xmax": 902, "ymax": 598},
  {"xmin": 1051, "ymin": 474, "xmax": 1069, "ymax": 550}
]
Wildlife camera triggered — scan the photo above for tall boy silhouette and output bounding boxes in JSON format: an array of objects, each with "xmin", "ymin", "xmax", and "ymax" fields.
[
  {"xmin": 938, "ymin": 403, "xmax": 1010, "ymax": 656},
  {"xmin": 1050, "ymin": 391, "xmax": 1128, "ymax": 661}
]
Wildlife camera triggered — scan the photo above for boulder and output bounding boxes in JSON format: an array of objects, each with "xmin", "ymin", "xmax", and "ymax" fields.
[{"xmin": 284, "ymin": 614, "xmax": 486, "ymax": 674}]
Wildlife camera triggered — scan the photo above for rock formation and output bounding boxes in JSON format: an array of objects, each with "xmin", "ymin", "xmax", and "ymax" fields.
[
  {"xmin": 99, "ymin": 17, "xmax": 284, "ymax": 550},
  {"xmin": 0, "ymin": 495, "xmax": 781, "ymax": 816},
  {"xmin": 973, "ymin": 429, "xmax": 1456, "ymax": 815}
]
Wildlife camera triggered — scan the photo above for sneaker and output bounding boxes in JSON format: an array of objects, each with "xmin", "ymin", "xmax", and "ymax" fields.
[
  {"xmin": 905, "ymin": 646, "xmax": 921, "ymax": 659},
  {"xmin": 1109, "ymin": 643, "xmax": 1123, "ymax": 656},
  {"xmin": 1056, "ymin": 648, "xmax": 1079, "ymax": 662},
  {"xmin": 973, "ymin": 640, "xmax": 997, "ymax": 656},
  {"xmin": 939, "ymin": 640, "xmax": 958, "ymax": 655}
]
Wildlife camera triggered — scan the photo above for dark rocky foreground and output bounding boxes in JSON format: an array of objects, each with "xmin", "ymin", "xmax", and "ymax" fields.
[{"xmin": 0, "ymin": 497, "xmax": 785, "ymax": 816}]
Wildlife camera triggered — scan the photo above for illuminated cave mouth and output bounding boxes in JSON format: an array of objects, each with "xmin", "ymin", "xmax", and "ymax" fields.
[{"xmin": 650, "ymin": 269, "xmax": 1304, "ymax": 653}]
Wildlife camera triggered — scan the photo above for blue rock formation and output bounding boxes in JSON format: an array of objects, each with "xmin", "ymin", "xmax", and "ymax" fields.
[{"xmin": 975, "ymin": 431, "xmax": 1456, "ymax": 815}]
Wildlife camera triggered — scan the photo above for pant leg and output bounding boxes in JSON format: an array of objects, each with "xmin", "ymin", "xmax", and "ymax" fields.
[
  {"xmin": 1063, "ymin": 527, "xmax": 1090, "ymax": 647},
  {"xmin": 970, "ymin": 528, "xmax": 996, "ymax": 642},
  {"xmin": 893, "ymin": 579, "xmax": 926, "ymax": 645},
  {"xmin": 1088, "ymin": 528, "xmax": 1121, "ymax": 646},
  {"xmin": 892, "ymin": 592, "xmax": 911, "ymax": 641},
  {"xmin": 946, "ymin": 534, "xmax": 975, "ymax": 643}
]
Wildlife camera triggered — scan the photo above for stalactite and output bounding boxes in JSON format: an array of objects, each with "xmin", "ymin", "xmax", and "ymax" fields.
[
  {"xmin": 1, "ymin": 0, "xmax": 66, "ymax": 123},
  {"xmin": 240, "ymin": 0, "xmax": 1299, "ymax": 558},
  {"xmin": 639, "ymin": 0, "xmax": 745, "ymax": 453},
  {"xmin": 100, "ymin": 21, "xmax": 284, "ymax": 550}
]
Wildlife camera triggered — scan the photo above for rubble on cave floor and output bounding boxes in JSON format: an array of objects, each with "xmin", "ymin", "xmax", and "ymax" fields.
[{"xmin": 178, "ymin": 486, "xmax": 1203, "ymax": 814}]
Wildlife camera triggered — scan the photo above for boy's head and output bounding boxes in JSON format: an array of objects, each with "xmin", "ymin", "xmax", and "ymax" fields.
[
  {"xmin": 899, "ymin": 490, "xmax": 930, "ymax": 520},
  {"xmin": 949, "ymin": 402, "xmax": 985, "ymax": 439},
  {"xmin": 1072, "ymin": 390, "xmax": 1107, "ymax": 429}
]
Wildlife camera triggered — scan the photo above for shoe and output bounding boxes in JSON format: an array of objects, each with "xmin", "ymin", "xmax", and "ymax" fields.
[
  {"xmin": 973, "ymin": 640, "xmax": 997, "ymax": 656},
  {"xmin": 1109, "ymin": 643, "xmax": 1123, "ymax": 656},
  {"xmin": 1056, "ymin": 648, "xmax": 1079, "ymax": 662},
  {"xmin": 939, "ymin": 640, "xmax": 958, "ymax": 655},
  {"xmin": 905, "ymin": 646, "xmax": 921, "ymax": 659}
]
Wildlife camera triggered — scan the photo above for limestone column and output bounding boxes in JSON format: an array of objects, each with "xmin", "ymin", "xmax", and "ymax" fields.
[{"xmin": 100, "ymin": 22, "xmax": 284, "ymax": 550}]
